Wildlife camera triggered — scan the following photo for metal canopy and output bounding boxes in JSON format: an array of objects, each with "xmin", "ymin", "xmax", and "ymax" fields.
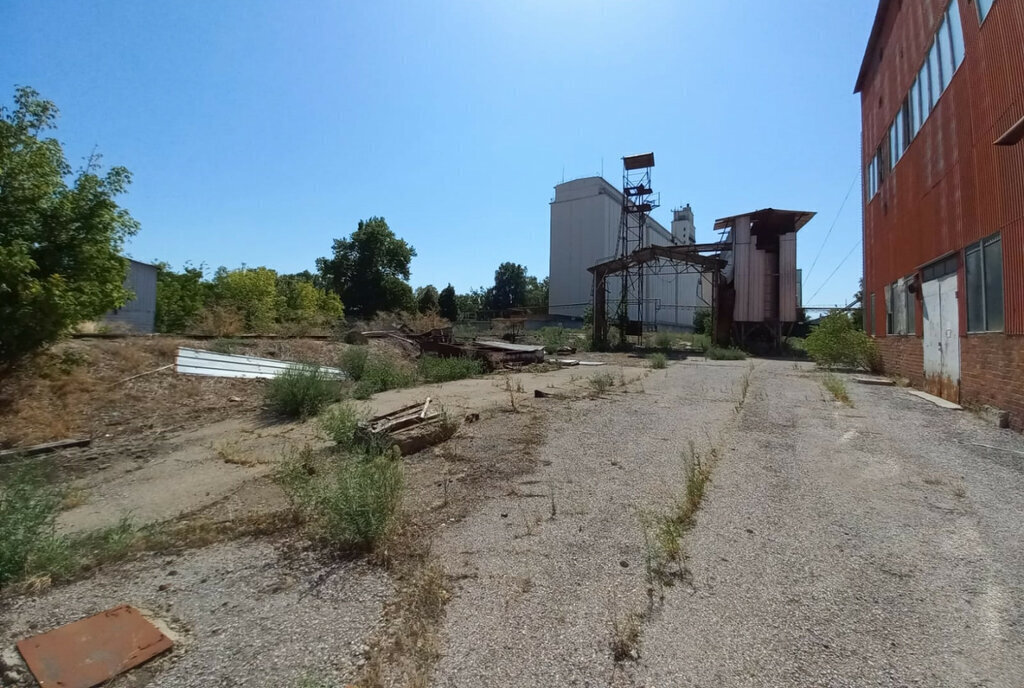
[
  {"xmin": 622, "ymin": 152, "xmax": 655, "ymax": 170},
  {"xmin": 713, "ymin": 208, "xmax": 816, "ymax": 232},
  {"xmin": 588, "ymin": 245, "xmax": 726, "ymax": 275},
  {"xmin": 995, "ymin": 114, "xmax": 1024, "ymax": 146}
]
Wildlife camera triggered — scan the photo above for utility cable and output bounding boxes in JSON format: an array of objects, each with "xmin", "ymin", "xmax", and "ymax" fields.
[
  {"xmin": 804, "ymin": 172, "xmax": 858, "ymax": 284},
  {"xmin": 807, "ymin": 240, "xmax": 862, "ymax": 304}
]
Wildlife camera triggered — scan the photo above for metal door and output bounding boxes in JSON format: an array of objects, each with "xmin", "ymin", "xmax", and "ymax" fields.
[{"xmin": 922, "ymin": 272, "xmax": 960, "ymax": 401}]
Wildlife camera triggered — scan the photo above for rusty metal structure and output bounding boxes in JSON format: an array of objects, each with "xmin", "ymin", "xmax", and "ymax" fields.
[
  {"xmin": 856, "ymin": 0, "xmax": 1023, "ymax": 424},
  {"xmin": 613, "ymin": 153, "xmax": 660, "ymax": 342},
  {"xmin": 714, "ymin": 208, "xmax": 815, "ymax": 351},
  {"xmin": 590, "ymin": 243, "xmax": 726, "ymax": 349}
]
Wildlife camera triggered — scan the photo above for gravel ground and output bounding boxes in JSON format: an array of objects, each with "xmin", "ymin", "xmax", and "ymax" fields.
[
  {"xmin": 0, "ymin": 539, "xmax": 390, "ymax": 687},
  {"xmin": 637, "ymin": 361, "xmax": 1024, "ymax": 687},
  {"xmin": 431, "ymin": 361, "xmax": 751, "ymax": 687}
]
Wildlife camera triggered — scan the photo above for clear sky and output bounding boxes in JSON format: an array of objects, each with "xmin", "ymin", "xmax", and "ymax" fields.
[{"xmin": 2, "ymin": 0, "xmax": 876, "ymax": 308}]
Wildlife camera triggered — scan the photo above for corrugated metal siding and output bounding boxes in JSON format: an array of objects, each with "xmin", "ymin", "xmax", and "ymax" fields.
[
  {"xmin": 104, "ymin": 260, "xmax": 157, "ymax": 333},
  {"xmin": 861, "ymin": 0, "xmax": 1024, "ymax": 336},
  {"xmin": 779, "ymin": 234, "xmax": 798, "ymax": 322}
]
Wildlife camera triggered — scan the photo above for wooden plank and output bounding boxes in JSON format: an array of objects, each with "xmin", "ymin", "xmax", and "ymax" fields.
[{"xmin": 0, "ymin": 438, "xmax": 92, "ymax": 459}]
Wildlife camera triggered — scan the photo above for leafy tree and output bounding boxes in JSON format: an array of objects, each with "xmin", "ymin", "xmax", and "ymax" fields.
[
  {"xmin": 851, "ymin": 279, "xmax": 865, "ymax": 331},
  {"xmin": 525, "ymin": 275, "xmax": 549, "ymax": 311},
  {"xmin": 415, "ymin": 284, "xmax": 439, "ymax": 314},
  {"xmin": 455, "ymin": 287, "xmax": 486, "ymax": 321},
  {"xmin": 486, "ymin": 262, "xmax": 528, "ymax": 312},
  {"xmin": 0, "ymin": 87, "xmax": 139, "ymax": 366},
  {"xmin": 438, "ymin": 284, "xmax": 458, "ymax": 322},
  {"xmin": 277, "ymin": 273, "xmax": 344, "ymax": 326},
  {"xmin": 316, "ymin": 217, "xmax": 416, "ymax": 319},
  {"xmin": 210, "ymin": 266, "xmax": 280, "ymax": 332},
  {"xmin": 154, "ymin": 262, "xmax": 207, "ymax": 333}
]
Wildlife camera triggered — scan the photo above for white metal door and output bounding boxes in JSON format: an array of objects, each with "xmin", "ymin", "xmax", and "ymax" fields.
[{"xmin": 922, "ymin": 273, "xmax": 960, "ymax": 400}]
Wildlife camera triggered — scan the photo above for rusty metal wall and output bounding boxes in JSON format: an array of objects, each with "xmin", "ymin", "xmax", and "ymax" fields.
[
  {"xmin": 779, "ymin": 233, "xmax": 798, "ymax": 322},
  {"xmin": 860, "ymin": 0, "xmax": 1024, "ymax": 336}
]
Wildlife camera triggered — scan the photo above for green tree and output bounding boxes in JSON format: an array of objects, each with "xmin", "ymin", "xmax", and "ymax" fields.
[
  {"xmin": 486, "ymin": 262, "xmax": 528, "ymax": 312},
  {"xmin": 277, "ymin": 273, "xmax": 344, "ymax": 326},
  {"xmin": 525, "ymin": 275, "xmax": 549, "ymax": 311},
  {"xmin": 0, "ymin": 87, "xmax": 139, "ymax": 366},
  {"xmin": 154, "ymin": 262, "xmax": 207, "ymax": 333},
  {"xmin": 456, "ymin": 287, "xmax": 486, "ymax": 321},
  {"xmin": 316, "ymin": 217, "xmax": 416, "ymax": 319},
  {"xmin": 210, "ymin": 266, "xmax": 280, "ymax": 332},
  {"xmin": 416, "ymin": 284, "xmax": 439, "ymax": 314},
  {"xmin": 438, "ymin": 284, "xmax": 458, "ymax": 322},
  {"xmin": 805, "ymin": 310, "xmax": 877, "ymax": 369}
]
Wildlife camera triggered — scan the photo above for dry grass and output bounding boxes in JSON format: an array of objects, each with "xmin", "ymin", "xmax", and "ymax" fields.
[
  {"xmin": 822, "ymin": 373, "xmax": 851, "ymax": 405},
  {"xmin": 610, "ymin": 610, "xmax": 643, "ymax": 662}
]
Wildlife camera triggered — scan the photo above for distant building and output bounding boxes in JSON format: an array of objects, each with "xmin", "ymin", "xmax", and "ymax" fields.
[
  {"xmin": 856, "ymin": 0, "xmax": 1023, "ymax": 428},
  {"xmin": 103, "ymin": 259, "xmax": 157, "ymax": 333},
  {"xmin": 548, "ymin": 176, "xmax": 703, "ymax": 330}
]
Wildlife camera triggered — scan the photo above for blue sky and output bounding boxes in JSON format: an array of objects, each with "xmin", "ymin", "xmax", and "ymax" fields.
[{"xmin": 2, "ymin": 0, "xmax": 875, "ymax": 307}]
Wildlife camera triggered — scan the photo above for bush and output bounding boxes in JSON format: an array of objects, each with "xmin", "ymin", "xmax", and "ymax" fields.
[
  {"xmin": 418, "ymin": 355, "xmax": 483, "ymax": 383},
  {"xmin": 339, "ymin": 346, "xmax": 369, "ymax": 381},
  {"xmin": 539, "ymin": 326, "xmax": 569, "ymax": 354},
  {"xmin": 805, "ymin": 311, "xmax": 878, "ymax": 369},
  {"xmin": 319, "ymin": 401, "xmax": 364, "ymax": 447},
  {"xmin": 706, "ymin": 346, "xmax": 746, "ymax": 361},
  {"xmin": 352, "ymin": 354, "xmax": 417, "ymax": 399},
  {"xmin": 279, "ymin": 449, "xmax": 404, "ymax": 550},
  {"xmin": 0, "ymin": 464, "xmax": 73, "ymax": 587},
  {"xmin": 588, "ymin": 372, "xmax": 615, "ymax": 394},
  {"xmin": 265, "ymin": 365, "xmax": 340, "ymax": 419},
  {"xmin": 693, "ymin": 308, "xmax": 712, "ymax": 335},
  {"xmin": 648, "ymin": 352, "xmax": 668, "ymax": 369},
  {"xmin": 654, "ymin": 331, "xmax": 675, "ymax": 350}
]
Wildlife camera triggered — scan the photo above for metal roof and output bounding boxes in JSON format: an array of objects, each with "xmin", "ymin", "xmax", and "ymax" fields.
[
  {"xmin": 713, "ymin": 208, "xmax": 816, "ymax": 232},
  {"xmin": 854, "ymin": 0, "xmax": 893, "ymax": 94}
]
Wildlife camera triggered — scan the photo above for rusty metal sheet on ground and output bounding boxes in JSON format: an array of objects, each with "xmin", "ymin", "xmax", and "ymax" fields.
[{"xmin": 17, "ymin": 605, "xmax": 173, "ymax": 688}]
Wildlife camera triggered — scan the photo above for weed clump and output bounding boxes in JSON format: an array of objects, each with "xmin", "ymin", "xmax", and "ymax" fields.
[
  {"xmin": 648, "ymin": 352, "xmax": 668, "ymax": 369},
  {"xmin": 265, "ymin": 364, "xmax": 341, "ymax": 419},
  {"xmin": 822, "ymin": 373, "xmax": 851, "ymax": 405},
  {"xmin": 319, "ymin": 401, "xmax": 364, "ymax": 446},
  {"xmin": 0, "ymin": 464, "xmax": 73, "ymax": 587},
  {"xmin": 706, "ymin": 346, "xmax": 746, "ymax": 361},
  {"xmin": 588, "ymin": 372, "xmax": 616, "ymax": 394},
  {"xmin": 279, "ymin": 447, "xmax": 404, "ymax": 550},
  {"xmin": 539, "ymin": 326, "xmax": 569, "ymax": 354},
  {"xmin": 352, "ymin": 353, "xmax": 417, "ymax": 399},
  {"xmin": 653, "ymin": 331, "xmax": 675, "ymax": 350},
  {"xmin": 339, "ymin": 345, "xmax": 369, "ymax": 381},
  {"xmin": 418, "ymin": 355, "xmax": 483, "ymax": 383}
]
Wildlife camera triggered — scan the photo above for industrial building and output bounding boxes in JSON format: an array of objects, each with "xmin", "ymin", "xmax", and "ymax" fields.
[
  {"xmin": 856, "ymin": 0, "xmax": 1023, "ymax": 428},
  {"xmin": 103, "ymin": 258, "xmax": 157, "ymax": 333},
  {"xmin": 548, "ymin": 175, "xmax": 703, "ymax": 330}
]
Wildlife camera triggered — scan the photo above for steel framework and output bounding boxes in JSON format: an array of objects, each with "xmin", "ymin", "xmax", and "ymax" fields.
[{"xmin": 612, "ymin": 153, "xmax": 661, "ymax": 343}]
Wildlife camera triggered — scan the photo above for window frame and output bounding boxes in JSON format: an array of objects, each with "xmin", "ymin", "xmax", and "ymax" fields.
[{"xmin": 965, "ymin": 233, "xmax": 1004, "ymax": 333}]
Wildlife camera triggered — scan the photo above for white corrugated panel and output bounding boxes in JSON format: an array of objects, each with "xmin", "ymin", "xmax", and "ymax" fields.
[{"xmin": 175, "ymin": 347, "xmax": 346, "ymax": 380}]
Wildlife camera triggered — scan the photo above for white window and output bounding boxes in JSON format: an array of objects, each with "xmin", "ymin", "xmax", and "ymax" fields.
[
  {"xmin": 928, "ymin": 39, "xmax": 942, "ymax": 109},
  {"xmin": 948, "ymin": 1, "xmax": 965, "ymax": 72},
  {"xmin": 977, "ymin": 0, "xmax": 995, "ymax": 23},
  {"xmin": 937, "ymin": 16, "xmax": 953, "ymax": 92}
]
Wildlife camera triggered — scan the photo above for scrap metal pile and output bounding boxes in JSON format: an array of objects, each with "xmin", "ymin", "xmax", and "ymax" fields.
[{"xmin": 363, "ymin": 327, "xmax": 545, "ymax": 368}]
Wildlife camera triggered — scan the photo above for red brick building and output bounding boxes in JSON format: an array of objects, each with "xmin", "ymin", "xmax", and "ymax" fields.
[{"xmin": 856, "ymin": 0, "xmax": 1024, "ymax": 429}]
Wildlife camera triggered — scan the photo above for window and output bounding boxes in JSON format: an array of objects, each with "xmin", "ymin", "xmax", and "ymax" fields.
[
  {"xmin": 937, "ymin": 15, "xmax": 953, "ymax": 92},
  {"xmin": 922, "ymin": 254, "xmax": 958, "ymax": 282},
  {"xmin": 927, "ymin": 41, "xmax": 942, "ymax": 110},
  {"xmin": 869, "ymin": 293, "xmax": 876, "ymax": 335},
  {"xmin": 885, "ymin": 283, "xmax": 894, "ymax": 334},
  {"xmin": 948, "ymin": 1, "xmax": 965, "ymax": 72},
  {"xmin": 977, "ymin": 0, "xmax": 994, "ymax": 23},
  {"xmin": 885, "ymin": 279, "xmax": 915, "ymax": 335},
  {"xmin": 966, "ymin": 233, "xmax": 1004, "ymax": 332}
]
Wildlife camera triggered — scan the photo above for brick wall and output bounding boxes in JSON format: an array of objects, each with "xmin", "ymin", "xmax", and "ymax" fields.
[
  {"xmin": 876, "ymin": 336, "xmax": 925, "ymax": 388},
  {"xmin": 960, "ymin": 334, "xmax": 1024, "ymax": 432}
]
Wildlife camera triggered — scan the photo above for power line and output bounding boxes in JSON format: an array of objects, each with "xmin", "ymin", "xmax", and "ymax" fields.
[
  {"xmin": 804, "ymin": 173, "xmax": 858, "ymax": 284},
  {"xmin": 807, "ymin": 240, "xmax": 861, "ymax": 304}
]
